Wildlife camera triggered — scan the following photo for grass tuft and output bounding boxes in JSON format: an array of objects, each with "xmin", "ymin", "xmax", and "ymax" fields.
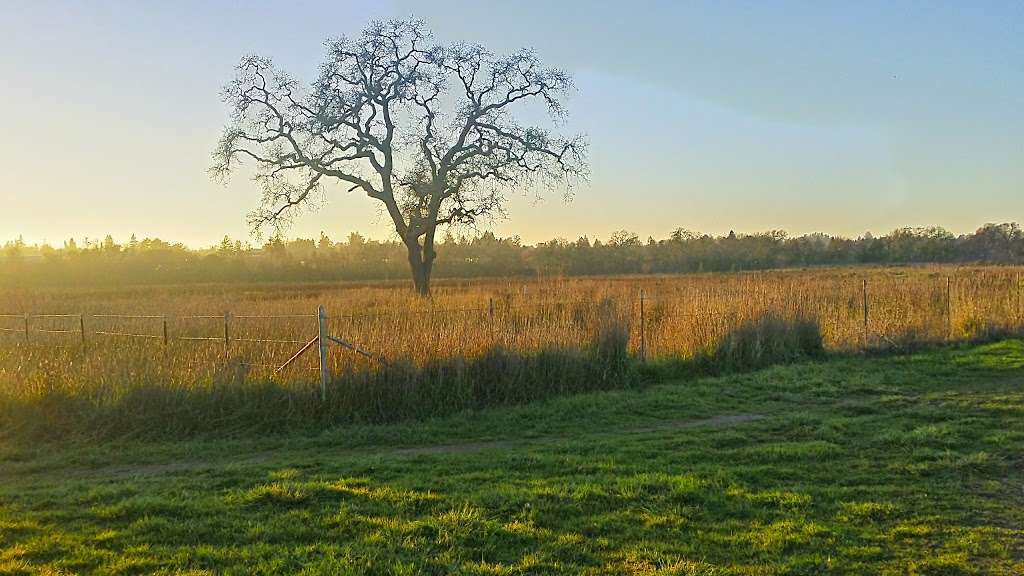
[{"xmin": 705, "ymin": 313, "xmax": 825, "ymax": 371}]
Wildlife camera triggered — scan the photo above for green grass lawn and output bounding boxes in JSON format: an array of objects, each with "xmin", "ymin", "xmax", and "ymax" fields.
[{"xmin": 1, "ymin": 341, "xmax": 1023, "ymax": 575}]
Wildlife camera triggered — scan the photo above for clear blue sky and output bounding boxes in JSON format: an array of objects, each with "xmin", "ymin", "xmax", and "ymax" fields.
[{"xmin": 1, "ymin": 0, "xmax": 1021, "ymax": 246}]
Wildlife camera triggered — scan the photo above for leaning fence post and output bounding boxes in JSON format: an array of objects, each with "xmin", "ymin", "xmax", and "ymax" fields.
[
  {"xmin": 317, "ymin": 305, "xmax": 329, "ymax": 402},
  {"xmin": 79, "ymin": 314, "xmax": 86, "ymax": 348},
  {"xmin": 639, "ymin": 288, "xmax": 646, "ymax": 362},
  {"xmin": 23, "ymin": 314, "xmax": 29, "ymax": 345}
]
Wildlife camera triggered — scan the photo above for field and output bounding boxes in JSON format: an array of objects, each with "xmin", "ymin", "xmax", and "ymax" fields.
[
  {"xmin": 1, "ymin": 340, "xmax": 1022, "ymax": 574},
  {"xmin": 0, "ymin": 266, "xmax": 1022, "ymax": 438}
]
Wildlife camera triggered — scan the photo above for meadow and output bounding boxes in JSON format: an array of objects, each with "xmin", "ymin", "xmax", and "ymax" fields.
[
  {"xmin": 0, "ymin": 265, "xmax": 1021, "ymax": 439},
  {"xmin": 1, "ymin": 340, "xmax": 1022, "ymax": 574}
]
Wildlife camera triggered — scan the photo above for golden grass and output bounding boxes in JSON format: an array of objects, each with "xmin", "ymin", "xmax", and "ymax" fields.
[{"xmin": 0, "ymin": 265, "xmax": 1021, "ymax": 396}]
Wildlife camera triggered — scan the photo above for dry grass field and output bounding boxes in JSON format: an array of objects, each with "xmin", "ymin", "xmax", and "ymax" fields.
[{"xmin": 0, "ymin": 265, "xmax": 1021, "ymax": 438}]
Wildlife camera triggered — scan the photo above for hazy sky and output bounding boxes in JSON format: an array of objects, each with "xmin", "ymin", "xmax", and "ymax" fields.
[{"xmin": 1, "ymin": 1, "xmax": 1021, "ymax": 247}]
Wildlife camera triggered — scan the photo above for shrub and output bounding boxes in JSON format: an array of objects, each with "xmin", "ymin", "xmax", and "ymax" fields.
[
  {"xmin": 705, "ymin": 313, "xmax": 824, "ymax": 371},
  {"xmin": 591, "ymin": 297, "xmax": 632, "ymax": 375}
]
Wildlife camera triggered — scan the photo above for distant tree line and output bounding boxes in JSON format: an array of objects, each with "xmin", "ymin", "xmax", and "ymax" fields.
[{"xmin": 1, "ymin": 223, "xmax": 1021, "ymax": 287}]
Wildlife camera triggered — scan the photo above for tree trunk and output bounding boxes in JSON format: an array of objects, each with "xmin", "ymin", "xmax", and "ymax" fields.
[{"xmin": 406, "ymin": 239, "xmax": 433, "ymax": 296}]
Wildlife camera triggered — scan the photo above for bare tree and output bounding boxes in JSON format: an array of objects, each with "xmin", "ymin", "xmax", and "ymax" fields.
[{"xmin": 212, "ymin": 19, "xmax": 586, "ymax": 295}]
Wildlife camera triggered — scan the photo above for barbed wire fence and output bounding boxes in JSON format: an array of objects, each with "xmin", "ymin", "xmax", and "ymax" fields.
[{"xmin": 1, "ymin": 273, "xmax": 1021, "ymax": 400}]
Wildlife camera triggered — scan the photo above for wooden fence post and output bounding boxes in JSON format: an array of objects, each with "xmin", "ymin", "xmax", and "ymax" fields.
[
  {"xmin": 79, "ymin": 314, "xmax": 86, "ymax": 348},
  {"xmin": 223, "ymin": 312, "xmax": 231, "ymax": 362},
  {"xmin": 639, "ymin": 288, "xmax": 646, "ymax": 362},
  {"xmin": 1016, "ymin": 271, "xmax": 1021, "ymax": 327},
  {"xmin": 488, "ymin": 297, "xmax": 495, "ymax": 343},
  {"xmin": 862, "ymin": 279, "xmax": 869, "ymax": 346},
  {"xmin": 23, "ymin": 314, "xmax": 29, "ymax": 345},
  {"xmin": 318, "ymin": 305, "xmax": 329, "ymax": 403},
  {"xmin": 946, "ymin": 276, "xmax": 952, "ymax": 337}
]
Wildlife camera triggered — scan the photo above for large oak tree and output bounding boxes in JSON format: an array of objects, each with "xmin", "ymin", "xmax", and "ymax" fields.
[{"xmin": 212, "ymin": 19, "xmax": 586, "ymax": 295}]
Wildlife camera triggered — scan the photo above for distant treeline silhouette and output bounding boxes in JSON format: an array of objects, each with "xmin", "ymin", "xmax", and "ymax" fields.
[{"xmin": 1, "ymin": 223, "xmax": 1021, "ymax": 287}]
